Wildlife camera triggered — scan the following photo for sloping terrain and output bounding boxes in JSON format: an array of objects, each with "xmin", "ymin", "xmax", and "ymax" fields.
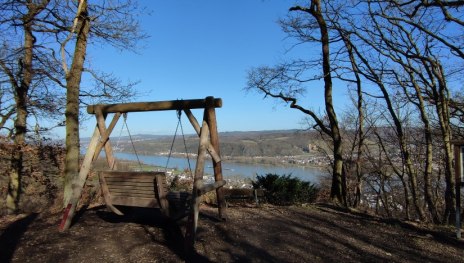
[{"xmin": 1, "ymin": 203, "xmax": 463, "ymax": 262}]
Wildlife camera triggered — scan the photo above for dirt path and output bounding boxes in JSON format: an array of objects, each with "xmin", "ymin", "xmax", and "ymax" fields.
[{"xmin": 1, "ymin": 204, "xmax": 463, "ymax": 262}]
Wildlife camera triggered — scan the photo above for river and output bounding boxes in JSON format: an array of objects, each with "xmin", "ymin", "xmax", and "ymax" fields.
[{"xmin": 114, "ymin": 152, "xmax": 324, "ymax": 183}]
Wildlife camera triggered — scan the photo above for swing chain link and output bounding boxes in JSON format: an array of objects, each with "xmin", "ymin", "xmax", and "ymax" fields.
[
  {"xmin": 122, "ymin": 112, "xmax": 143, "ymax": 170},
  {"xmin": 165, "ymin": 110, "xmax": 193, "ymax": 177}
]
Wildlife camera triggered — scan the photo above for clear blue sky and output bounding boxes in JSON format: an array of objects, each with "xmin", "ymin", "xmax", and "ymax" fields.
[{"xmin": 75, "ymin": 0, "xmax": 340, "ymax": 138}]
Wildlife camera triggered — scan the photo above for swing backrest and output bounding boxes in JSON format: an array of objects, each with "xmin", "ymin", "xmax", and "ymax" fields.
[{"xmin": 99, "ymin": 171, "xmax": 169, "ymax": 209}]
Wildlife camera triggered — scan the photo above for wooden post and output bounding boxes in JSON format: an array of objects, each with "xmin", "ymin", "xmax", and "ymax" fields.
[
  {"xmin": 95, "ymin": 109, "xmax": 117, "ymax": 169},
  {"xmin": 454, "ymin": 142, "xmax": 464, "ymax": 239},
  {"xmin": 185, "ymin": 121, "xmax": 209, "ymax": 251},
  {"xmin": 184, "ymin": 109, "xmax": 201, "ymax": 134},
  {"xmin": 60, "ymin": 113, "xmax": 121, "ymax": 230},
  {"xmin": 93, "ymin": 112, "xmax": 121, "ymax": 165},
  {"xmin": 60, "ymin": 127, "xmax": 101, "ymax": 231},
  {"xmin": 184, "ymin": 108, "xmax": 221, "ymax": 163},
  {"xmin": 205, "ymin": 96, "xmax": 227, "ymax": 220}
]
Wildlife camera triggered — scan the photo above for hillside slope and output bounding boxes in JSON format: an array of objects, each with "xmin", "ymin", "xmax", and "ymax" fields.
[
  {"xmin": 1, "ymin": 204, "xmax": 462, "ymax": 262},
  {"xmin": 96, "ymin": 129, "xmax": 322, "ymax": 157}
]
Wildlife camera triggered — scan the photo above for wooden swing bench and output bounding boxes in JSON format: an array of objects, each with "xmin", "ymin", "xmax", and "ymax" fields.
[
  {"xmin": 99, "ymin": 171, "xmax": 225, "ymax": 220},
  {"xmin": 60, "ymin": 97, "xmax": 228, "ymax": 250}
]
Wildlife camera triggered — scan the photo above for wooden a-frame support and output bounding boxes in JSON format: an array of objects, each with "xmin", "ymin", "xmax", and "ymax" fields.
[
  {"xmin": 59, "ymin": 96, "xmax": 227, "ymax": 249},
  {"xmin": 453, "ymin": 140, "xmax": 464, "ymax": 239}
]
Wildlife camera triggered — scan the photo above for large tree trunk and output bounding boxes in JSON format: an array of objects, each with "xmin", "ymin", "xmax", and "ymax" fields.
[
  {"xmin": 6, "ymin": 6, "xmax": 37, "ymax": 213},
  {"xmin": 322, "ymin": 31, "xmax": 345, "ymax": 205},
  {"xmin": 63, "ymin": 0, "xmax": 90, "ymax": 206},
  {"xmin": 296, "ymin": 0, "xmax": 345, "ymax": 205}
]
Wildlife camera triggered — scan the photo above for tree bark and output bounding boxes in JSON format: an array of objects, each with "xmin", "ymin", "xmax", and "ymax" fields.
[
  {"xmin": 290, "ymin": 1, "xmax": 345, "ymax": 205},
  {"xmin": 63, "ymin": 0, "xmax": 90, "ymax": 206},
  {"xmin": 6, "ymin": 3, "xmax": 44, "ymax": 213},
  {"xmin": 406, "ymin": 63, "xmax": 441, "ymax": 223},
  {"xmin": 311, "ymin": 1, "xmax": 345, "ymax": 205},
  {"xmin": 340, "ymin": 31, "xmax": 364, "ymax": 207},
  {"xmin": 432, "ymin": 62, "xmax": 456, "ymax": 224}
]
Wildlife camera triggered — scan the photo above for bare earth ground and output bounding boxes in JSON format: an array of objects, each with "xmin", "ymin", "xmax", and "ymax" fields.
[{"xmin": 1, "ymin": 203, "xmax": 463, "ymax": 263}]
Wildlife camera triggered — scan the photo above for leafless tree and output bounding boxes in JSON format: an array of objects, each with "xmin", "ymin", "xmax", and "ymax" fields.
[
  {"xmin": 365, "ymin": 0, "xmax": 463, "ymax": 223},
  {"xmin": 247, "ymin": 0, "xmax": 347, "ymax": 205},
  {"xmin": 247, "ymin": 0, "xmax": 463, "ymax": 222},
  {"xmin": 0, "ymin": 0, "xmax": 146, "ymax": 211}
]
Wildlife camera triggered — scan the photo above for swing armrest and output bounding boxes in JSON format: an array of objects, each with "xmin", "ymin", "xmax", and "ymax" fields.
[{"xmin": 196, "ymin": 180, "xmax": 226, "ymax": 196}]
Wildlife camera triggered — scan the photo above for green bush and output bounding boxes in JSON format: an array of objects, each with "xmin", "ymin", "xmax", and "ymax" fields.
[{"xmin": 252, "ymin": 173, "xmax": 319, "ymax": 205}]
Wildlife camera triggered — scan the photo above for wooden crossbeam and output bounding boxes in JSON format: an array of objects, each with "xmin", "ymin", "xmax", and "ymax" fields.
[{"xmin": 87, "ymin": 97, "xmax": 222, "ymax": 114}]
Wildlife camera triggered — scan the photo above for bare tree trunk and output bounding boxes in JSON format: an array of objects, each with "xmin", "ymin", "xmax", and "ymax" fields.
[
  {"xmin": 63, "ymin": 0, "xmax": 90, "ymax": 206},
  {"xmin": 355, "ymin": 48, "xmax": 425, "ymax": 219},
  {"xmin": 432, "ymin": 63, "xmax": 455, "ymax": 224},
  {"xmin": 374, "ymin": 129, "xmax": 413, "ymax": 219},
  {"xmin": 340, "ymin": 31, "xmax": 364, "ymax": 207},
  {"xmin": 406, "ymin": 64, "xmax": 441, "ymax": 223},
  {"xmin": 379, "ymin": 176, "xmax": 392, "ymax": 218},
  {"xmin": 291, "ymin": 0, "xmax": 345, "ymax": 205},
  {"xmin": 6, "ymin": 4, "xmax": 41, "ymax": 213}
]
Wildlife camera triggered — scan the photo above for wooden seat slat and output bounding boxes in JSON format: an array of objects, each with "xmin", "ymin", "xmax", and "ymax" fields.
[
  {"xmin": 109, "ymin": 190, "xmax": 155, "ymax": 196},
  {"xmin": 104, "ymin": 177, "xmax": 156, "ymax": 182},
  {"xmin": 111, "ymin": 196, "xmax": 161, "ymax": 208},
  {"xmin": 100, "ymin": 171, "xmax": 165, "ymax": 177},
  {"xmin": 99, "ymin": 171, "xmax": 163, "ymax": 211},
  {"xmin": 107, "ymin": 186, "xmax": 154, "ymax": 191},
  {"xmin": 105, "ymin": 181, "xmax": 155, "ymax": 186}
]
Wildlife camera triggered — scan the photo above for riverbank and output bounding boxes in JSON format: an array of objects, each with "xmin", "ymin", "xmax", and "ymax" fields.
[
  {"xmin": 111, "ymin": 152, "xmax": 326, "ymax": 184},
  {"xmin": 223, "ymin": 154, "xmax": 327, "ymax": 168},
  {"xmin": 123, "ymin": 150, "xmax": 328, "ymax": 169}
]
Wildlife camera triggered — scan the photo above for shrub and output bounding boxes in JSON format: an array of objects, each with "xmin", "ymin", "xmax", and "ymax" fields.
[{"xmin": 252, "ymin": 173, "xmax": 319, "ymax": 205}]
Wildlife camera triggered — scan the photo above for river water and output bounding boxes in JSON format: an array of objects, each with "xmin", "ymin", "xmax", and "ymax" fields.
[{"xmin": 114, "ymin": 152, "xmax": 324, "ymax": 183}]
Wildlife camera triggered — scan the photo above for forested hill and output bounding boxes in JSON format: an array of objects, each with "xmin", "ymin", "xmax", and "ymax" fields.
[{"xmin": 83, "ymin": 129, "xmax": 322, "ymax": 157}]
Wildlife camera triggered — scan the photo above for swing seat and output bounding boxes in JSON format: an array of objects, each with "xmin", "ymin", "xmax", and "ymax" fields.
[
  {"xmin": 98, "ymin": 171, "xmax": 226, "ymax": 220},
  {"xmin": 98, "ymin": 171, "xmax": 185, "ymax": 217}
]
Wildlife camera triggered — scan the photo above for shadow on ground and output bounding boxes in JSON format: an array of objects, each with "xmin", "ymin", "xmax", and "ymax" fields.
[
  {"xmin": 0, "ymin": 213, "xmax": 38, "ymax": 262},
  {"xmin": 1, "ymin": 204, "xmax": 463, "ymax": 262}
]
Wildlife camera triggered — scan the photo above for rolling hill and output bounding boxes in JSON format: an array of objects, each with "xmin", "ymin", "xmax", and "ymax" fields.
[{"xmin": 83, "ymin": 129, "xmax": 323, "ymax": 157}]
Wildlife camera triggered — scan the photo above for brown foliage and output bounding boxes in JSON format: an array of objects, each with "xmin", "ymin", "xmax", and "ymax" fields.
[{"xmin": 0, "ymin": 137, "xmax": 65, "ymax": 215}]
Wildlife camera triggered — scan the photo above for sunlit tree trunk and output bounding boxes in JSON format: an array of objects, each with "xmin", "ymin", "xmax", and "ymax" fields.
[
  {"xmin": 291, "ymin": 0, "xmax": 345, "ymax": 205},
  {"xmin": 63, "ymin": 0, "xmax": 90, "ymax": 206}
]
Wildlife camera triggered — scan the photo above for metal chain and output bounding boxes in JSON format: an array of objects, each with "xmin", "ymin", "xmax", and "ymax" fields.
[
  {"xmin": 164, "ymin": 110, "xmax": 180, "ymax": 172},
  {"xmin": 123, "ymin": 113, "xmax": 143, "ymax": 170},
  {"xmin": 179, "ymin": 111, "xmax": 193, "ymax": 178}
]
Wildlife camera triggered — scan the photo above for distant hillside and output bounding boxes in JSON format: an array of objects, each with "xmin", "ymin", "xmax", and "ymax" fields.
[{"xmin": 83, "ymin": 129, "xmax": 323, "ymax": 157}]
